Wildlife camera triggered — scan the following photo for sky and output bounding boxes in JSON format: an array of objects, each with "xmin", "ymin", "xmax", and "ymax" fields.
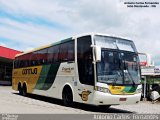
[{"xmin": 0, "ymin": 0, "xmax": 160, "ymax": 65}]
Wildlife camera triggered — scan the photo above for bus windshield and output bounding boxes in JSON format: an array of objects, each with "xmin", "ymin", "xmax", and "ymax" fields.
[
  {"xmin": 94, "ymin": 35, "xmax": 137, "ymax": 52},
  {"xmin": 95, "ymin": 35, "xmax": 141, "ymax": 85}
]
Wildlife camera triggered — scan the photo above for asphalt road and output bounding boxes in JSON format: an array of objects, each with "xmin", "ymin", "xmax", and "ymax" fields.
[{"xmin": 0, "ymin": 86, "xmax": 160, "ymax": 114}]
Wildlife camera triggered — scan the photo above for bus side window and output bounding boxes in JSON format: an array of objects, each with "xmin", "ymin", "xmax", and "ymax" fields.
[
  {"xmin": 53, "ymin": 45, "xmax": 60, "ymax": 63},
  {"xmin": 14, "ymin": 59, "xmax": 19, "ymax": 68},
  {"xmin": 14, "ymin": 57, "xmax": 19, "ymax": 68},
  {"xmin": 47, "ymin": 45, "xmax": 60, "ymax": 64},
  {"xmin": 59, "ymin": 43, "xmax": 68, "ymax": 62},
  {"xmin": 23, "ymin": 53, "xmax": 30, "ymax": 67},
  {"xmin": 47, "ymin": 46, "xmax": 54, "ymax": 64},
  {"xmin": 30, "ymin": 52, "xmax": 38, "ymax": 66},
  {"xmin": 18, "ymin": 56, "xmax": 26, "ymax": 68},
  {"xmin": 59, "ymin": 41, "xmax": 74, "ymax": 62},
  {"xmin": 67, "ymin": 41, "xmax": 74, "ymax": 61},
  {"xmin": 37, "ymin": 49, "xmax": 48, "ymax": 65}
]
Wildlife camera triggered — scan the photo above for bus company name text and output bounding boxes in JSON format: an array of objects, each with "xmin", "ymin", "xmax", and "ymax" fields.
[
  {"xmin": 62, "ymin": 67, "xmax": 74, "ymax": 73},
  {"xmin": 22, "ymin": 68, "xmax": 38, "ymax": 75}
]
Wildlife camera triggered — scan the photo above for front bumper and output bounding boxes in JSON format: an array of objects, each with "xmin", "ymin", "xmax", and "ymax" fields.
[{"xmin": 92, "ymin": 91, "xmax": 141, "ymax": 105}]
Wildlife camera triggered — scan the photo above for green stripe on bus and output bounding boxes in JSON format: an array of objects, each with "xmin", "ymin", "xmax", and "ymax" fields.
[
  {"xmin": 127, "ymin": 86, "xmax": 137, "ymax": 93},
  {"xmin": 123, "ymin": 86, "xmax": 137, "ymax": 93},
  {"xmin": 41, "ymin": 63, "xmax": 60, "ymax": 90},
  {"xmin": 34, "ymin": 65, "xmax": 51, "ymax": 89}
]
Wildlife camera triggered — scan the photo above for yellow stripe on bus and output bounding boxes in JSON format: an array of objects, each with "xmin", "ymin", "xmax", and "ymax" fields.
[
  {"xmin": 12, "ymin": 66, "xmax": 42, "ymax": 93},
  {"xmin": 108, "ymin": 85, "xmax": 135, "ymax": 95}
]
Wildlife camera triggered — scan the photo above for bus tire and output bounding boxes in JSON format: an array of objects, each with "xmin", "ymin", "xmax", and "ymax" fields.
[
  {"xmin": 22, "ymin": 83, "xmax": 27, "ymax": 96},
  {"xmin": 18, "ymin": 83, "xmax": 22, "ymax": 95},
  {"xmin": 62, "ymin": 86, "xmax": 73, "ymax": 106}
]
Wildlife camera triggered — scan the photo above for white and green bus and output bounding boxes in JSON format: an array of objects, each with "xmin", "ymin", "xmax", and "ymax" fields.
[{"xmin": 12, "ymin": 33, "xmax": 142, "ymax": 108}]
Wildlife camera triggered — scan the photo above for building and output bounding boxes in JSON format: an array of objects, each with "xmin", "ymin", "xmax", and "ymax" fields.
[
  {"xmin": 139, "ymin": 53, "xmax": 160, "ymax": 101},
  {"xmin": 0, "ymin": 46, "xmax": 22, "ymax": 85}
]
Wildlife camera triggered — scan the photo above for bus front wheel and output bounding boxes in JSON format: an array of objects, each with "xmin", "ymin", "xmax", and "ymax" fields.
[{"xmin": 62, "ymin": 86, "xmax": 73, "ymax": 106}]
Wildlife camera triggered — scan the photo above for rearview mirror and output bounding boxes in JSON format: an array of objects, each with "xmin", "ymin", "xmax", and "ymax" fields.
[{"xmin": 95, "ymin": 46, "xmax": 101, "ymax": 62}]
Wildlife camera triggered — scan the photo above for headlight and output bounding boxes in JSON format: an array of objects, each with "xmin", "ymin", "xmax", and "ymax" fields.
[
  {"xmin": 95, "ymin": 86, "xmax": 111, "ymax": 93},
  {"xmin": 136, "ymin": 88, "xmax": 142, "ymax": 94}
]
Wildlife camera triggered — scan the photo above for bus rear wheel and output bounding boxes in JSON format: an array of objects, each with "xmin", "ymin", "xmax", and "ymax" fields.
[
  {"xmin": 62, "ymin": 87, "xmax": 73, "ymax": 106},
  {"xmin": 18, "ymin": 83, "xmax": 22, "ymax": 95},
  {"xmin": 22, "ymin": 84, "xmax": 27, "ymax": 96}
]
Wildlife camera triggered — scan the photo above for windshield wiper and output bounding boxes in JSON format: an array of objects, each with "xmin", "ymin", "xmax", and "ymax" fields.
[
  {"xmin": 123, "ymin": 61, "xmax": 136, "ymax": 86},
  {"xmin": 112, "ymin": 59, "xmax": 136, "ymax": 86},
  {"xmin": 111, "ymin": 58, "xmax": 124, "ymax": 86},
  {"xmin": 127, "ymin": 70, "xmax": 135, "ymax": 86}
]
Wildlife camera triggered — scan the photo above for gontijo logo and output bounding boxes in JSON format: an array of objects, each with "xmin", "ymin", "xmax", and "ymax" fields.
[
  {"xmin": 112, "ymin": 86, "xmax": 122, "ymax": 89},
  {"xmin": 22, "ymin": 68, "xmax": 37, "ymax": 74}
]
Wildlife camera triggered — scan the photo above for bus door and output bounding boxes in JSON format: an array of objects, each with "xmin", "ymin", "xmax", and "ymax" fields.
[{"xmin": 76, "ymin": 36, "xmax": 95, "ymax": 103}]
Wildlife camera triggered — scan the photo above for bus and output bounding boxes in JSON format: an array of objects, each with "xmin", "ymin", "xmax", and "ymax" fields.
[{"xmin": 12, "ymin": 33, "xmax": 142, "ymax": 108}]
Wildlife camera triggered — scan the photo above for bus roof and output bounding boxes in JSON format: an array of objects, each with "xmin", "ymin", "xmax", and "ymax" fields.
[
  {"xmin": 16, "ymin": 37, "xmax": 72, "ymax": 57},
  {"xmin": 16, "ymin": 33, "xmax": 133, "ymax": 57},
  {"xmin": 73, "ymin": 33, "xmax": 133, "ymax": 42}
]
